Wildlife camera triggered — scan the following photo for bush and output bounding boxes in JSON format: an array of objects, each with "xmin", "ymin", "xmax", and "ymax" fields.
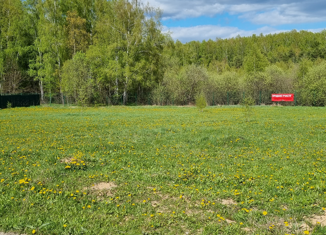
[
  {"xmin": 241, "ymin": 96, "xmax": 255, "ymax": 122},
  {"xmin": 196, "ymin": 93, "xmax": 207, "ymax": 111}
]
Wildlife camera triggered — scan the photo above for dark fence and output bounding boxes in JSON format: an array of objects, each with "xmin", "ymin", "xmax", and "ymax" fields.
[
  {"xmin": 42, "ymin": 91, "xmax": 307, "ymax": 106},
  {"xmin": 4, "ymin": 91, "xmax": 319, "ymax": 108},
  {"xmin": 0, "ymin": 94, "xmax": 41, "ymax": 109}
]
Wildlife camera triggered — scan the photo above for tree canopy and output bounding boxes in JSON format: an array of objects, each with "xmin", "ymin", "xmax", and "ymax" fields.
[{"xmin": 1, "ymin": 1, "xmax": 326, "ymax": 106}]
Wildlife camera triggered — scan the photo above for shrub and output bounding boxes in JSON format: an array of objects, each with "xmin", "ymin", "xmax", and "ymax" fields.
[
  {"xmin": 196, "ymin": 93, "xmax": 207, "ymax": 111},
  {"xmin": 242, "ymin": 96, "xmax": 255, "ymax": 122}
]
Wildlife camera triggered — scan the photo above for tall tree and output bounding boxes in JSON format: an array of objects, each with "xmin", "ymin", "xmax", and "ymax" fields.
[
  {"xmin": 243, "ymin": 44, "xmax": 269, "ymax": 73},
  {"xmin": 0, "ymin": 0, "xmax": 27, "ymax": 93},
  {"xmin": 94, "ymin": 0, "xmax": 165, "ymax": 104},
  {"xmin": 66, "ymin": 11, "xmax": 89, "ymax": 56},
  {"xmin": 37, "ymin": 0, "xmax": 68, "ymax": 102}
]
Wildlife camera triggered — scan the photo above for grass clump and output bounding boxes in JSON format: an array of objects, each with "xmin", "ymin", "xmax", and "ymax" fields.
[{"xmin": 241, "ymin": 96, "xmax": 255, "ymax": 122}]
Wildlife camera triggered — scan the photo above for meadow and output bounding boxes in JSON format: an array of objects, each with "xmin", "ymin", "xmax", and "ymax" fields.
[{"xmin": 1, "ymin": 105, "xmax": 326, "ymax": 235}]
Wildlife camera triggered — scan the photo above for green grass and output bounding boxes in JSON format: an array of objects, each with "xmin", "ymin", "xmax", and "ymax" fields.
[{"xmin": 1, "ymin": 105, "xmax": 326, "ymax": 234}]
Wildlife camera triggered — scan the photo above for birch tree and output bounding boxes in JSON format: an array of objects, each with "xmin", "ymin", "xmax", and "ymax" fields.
[{"xmin": 95, "ymin": 0, "xmax": 165, "ymax": 104}]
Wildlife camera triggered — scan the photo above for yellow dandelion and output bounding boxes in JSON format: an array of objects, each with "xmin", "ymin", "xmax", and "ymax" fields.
[{"xmin": 263, "ymin": 211, "xmax": 268, "ymax": 216}]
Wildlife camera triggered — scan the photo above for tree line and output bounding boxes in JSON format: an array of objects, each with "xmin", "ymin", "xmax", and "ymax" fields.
[{"xmin": 1, "ymin": 0, "xmax": 326, "ymax": 106}]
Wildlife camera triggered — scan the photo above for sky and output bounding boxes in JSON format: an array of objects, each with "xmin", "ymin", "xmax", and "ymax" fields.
[{"xmin": 146, "ymin": 0, "xmax": 326, "ymax": 42}]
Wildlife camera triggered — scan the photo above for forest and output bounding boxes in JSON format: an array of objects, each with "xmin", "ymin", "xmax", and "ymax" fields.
[{"xmin": 1, "ymin": 0, "xmax": 326, "ymax": 106}]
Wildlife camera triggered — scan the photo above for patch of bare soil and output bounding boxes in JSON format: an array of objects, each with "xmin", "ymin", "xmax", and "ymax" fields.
[
  {"xmin": 225, "ymin": 219, "xmax": 236, "ymax": 224},
  {"xmin": 60, "ymin": 157, "xmax": 76, "ymax": 163},
  {"xmin": 241, "ymin": 227, "xmax": 253, "ymax": 232},
  {"xmin": 306, "ymin": 211, "xmax": 326, "ymax": 226},
  {"xmin": 185, "ymin": 208, "xmax": 202, "ymax": 216},
  {"xmin": 89, "ymin": 182, "xmax": 117, "ymax": 191},
  {"xmin": 150, "ymin": 200, "xmax": 171, "ymax": 213},
  {"xmin": 151, "ymin": 201, "xmax": 160, "ymax": 208},
  {"xmin": 220, "ymin": 198, "xmax": 237, "ymax": 206},
  {"xmin": 265, "ymin": 218, "xmax": 311, "ymax": 234},
  {"xmin": 84, "ymin": 182, "xmax": 118, "ymax": 198}
]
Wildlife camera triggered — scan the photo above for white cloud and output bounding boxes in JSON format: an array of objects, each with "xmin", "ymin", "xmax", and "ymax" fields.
[
  {"xmin": 163, "ymin": 25, "xmax": 325, "ymax": 43},
  {"xmin": 147, "ymin": 0, "xmax": 226, "ymax": 20},
  {"xmin": 242, "ymin": 4, "xmax": 326, "ymax": 25},
  {"xmin": 145, "ymin": 0, "xmax": 326, "ymax": 26}
]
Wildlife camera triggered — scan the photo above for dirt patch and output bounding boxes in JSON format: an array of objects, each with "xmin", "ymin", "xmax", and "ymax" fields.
[
  {"xmin": 225, "ymin": 219, "xmax": 236, "ymax": 224},
  {"xmin": 151, "ymin": 201, "xmax": 160, "ymax": 208},
  {"xmin": 306, "ymin": 211, "xmax": 326, "ymax": 226},
  {"xmin": 84, "ymin": 182, "xmax": 118, "ymax": 198},
  {"xmin": 60, "ymin": 157, "xmax": 76, "ymax": 163},
  {"xmin": 220, "ymin": 198, "xmax": 237, "ymax": 206},
  {"xmin": 185, "ymin": 208, "xmax": 202, "ymax": 216},
  {"xmin": 89, "ymin": 182, "xmax": 117, "ymax": 191},
  {"xmin": 241, "ymin": 227, "xmax": 253, "ymax": 232},
  {"xmin": 150, "ymin": 200, "xmax": 170, "ymax": 213},
  {"xmin": 266, "ymin": 218, "xmax": 311, "ymax": 234}
]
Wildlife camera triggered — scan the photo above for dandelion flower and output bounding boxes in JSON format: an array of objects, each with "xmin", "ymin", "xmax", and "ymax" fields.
[{"xmin": 263, "ymin": 211, "xmax": 268, "ymax": 216}]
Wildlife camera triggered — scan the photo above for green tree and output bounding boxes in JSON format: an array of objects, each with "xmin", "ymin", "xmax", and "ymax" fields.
[
  {"xmin": 243, "ymin": 45, "xmax": 269, "ymax": 73},
  {"xmin": 66, "ymin": 11, "xmax": 89, "ymax": 56},
  {"xmin": 196, "ymin": 92, "xmax": 206, "ymax": 111},
  {"xmin": 301, "ymin": 62, "xmax": 326, "ymax": 106},
  {"xmin": 37, "ymin": 0, "xmax": 68, "ymax": 103},
  {"xmin": 94, "ymin": 0, "xmax": 165, "ymax": 104},
  {"xmin": 0, "ymin": 0, "xmax": 31, "ymax": 94},
  {"xmin": 62, "ymin": 52, "xmax": 93, "ymax": 105}
]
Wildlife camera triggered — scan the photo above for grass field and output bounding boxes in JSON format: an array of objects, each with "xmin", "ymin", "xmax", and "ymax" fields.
[{"xmin": 1, "ymin": 105, "xmax": 326, "ymax": 235}]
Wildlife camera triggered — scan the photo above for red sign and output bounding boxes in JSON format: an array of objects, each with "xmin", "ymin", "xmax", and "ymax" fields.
[{"xmin": 272, "ymin": 94, "xmax": 294, "ymax": 102}]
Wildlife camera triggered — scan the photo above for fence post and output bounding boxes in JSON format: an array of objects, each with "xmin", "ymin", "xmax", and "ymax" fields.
[
  {"xmin": 227, "ymin": 92, "xmax": 229, "ymax": 106},
  {"xmin": 294, "ymin": 90, "xmax": 297, "ymax": 106},
  {"xmin": 50, "ymin": 93, "xmax": 52, "ymax": 106},
  {"xmin": 259, "ymin": 91, "xmax": 262, "ymax": 105}
]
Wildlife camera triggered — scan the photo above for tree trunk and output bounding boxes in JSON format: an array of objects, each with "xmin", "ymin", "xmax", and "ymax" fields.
[
  {"xmin": 58, "ymin": 55, "xmax": 64, "ymax": 105},
  {"xmin": 115, "ymin": 56, "xmax": 118, "ymax": 96},
  {"xmin": 123, "ymin": 83, "xmax": 127, "ymax": 105},
  {"xmin": 39, "ymin": 80, "xmax": 44, "ymax": 102}
]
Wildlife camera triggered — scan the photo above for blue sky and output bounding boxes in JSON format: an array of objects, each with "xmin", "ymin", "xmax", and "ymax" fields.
[{"xmin": 146, "ymin": 0, "xmax": 326, "ymax": 42}]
